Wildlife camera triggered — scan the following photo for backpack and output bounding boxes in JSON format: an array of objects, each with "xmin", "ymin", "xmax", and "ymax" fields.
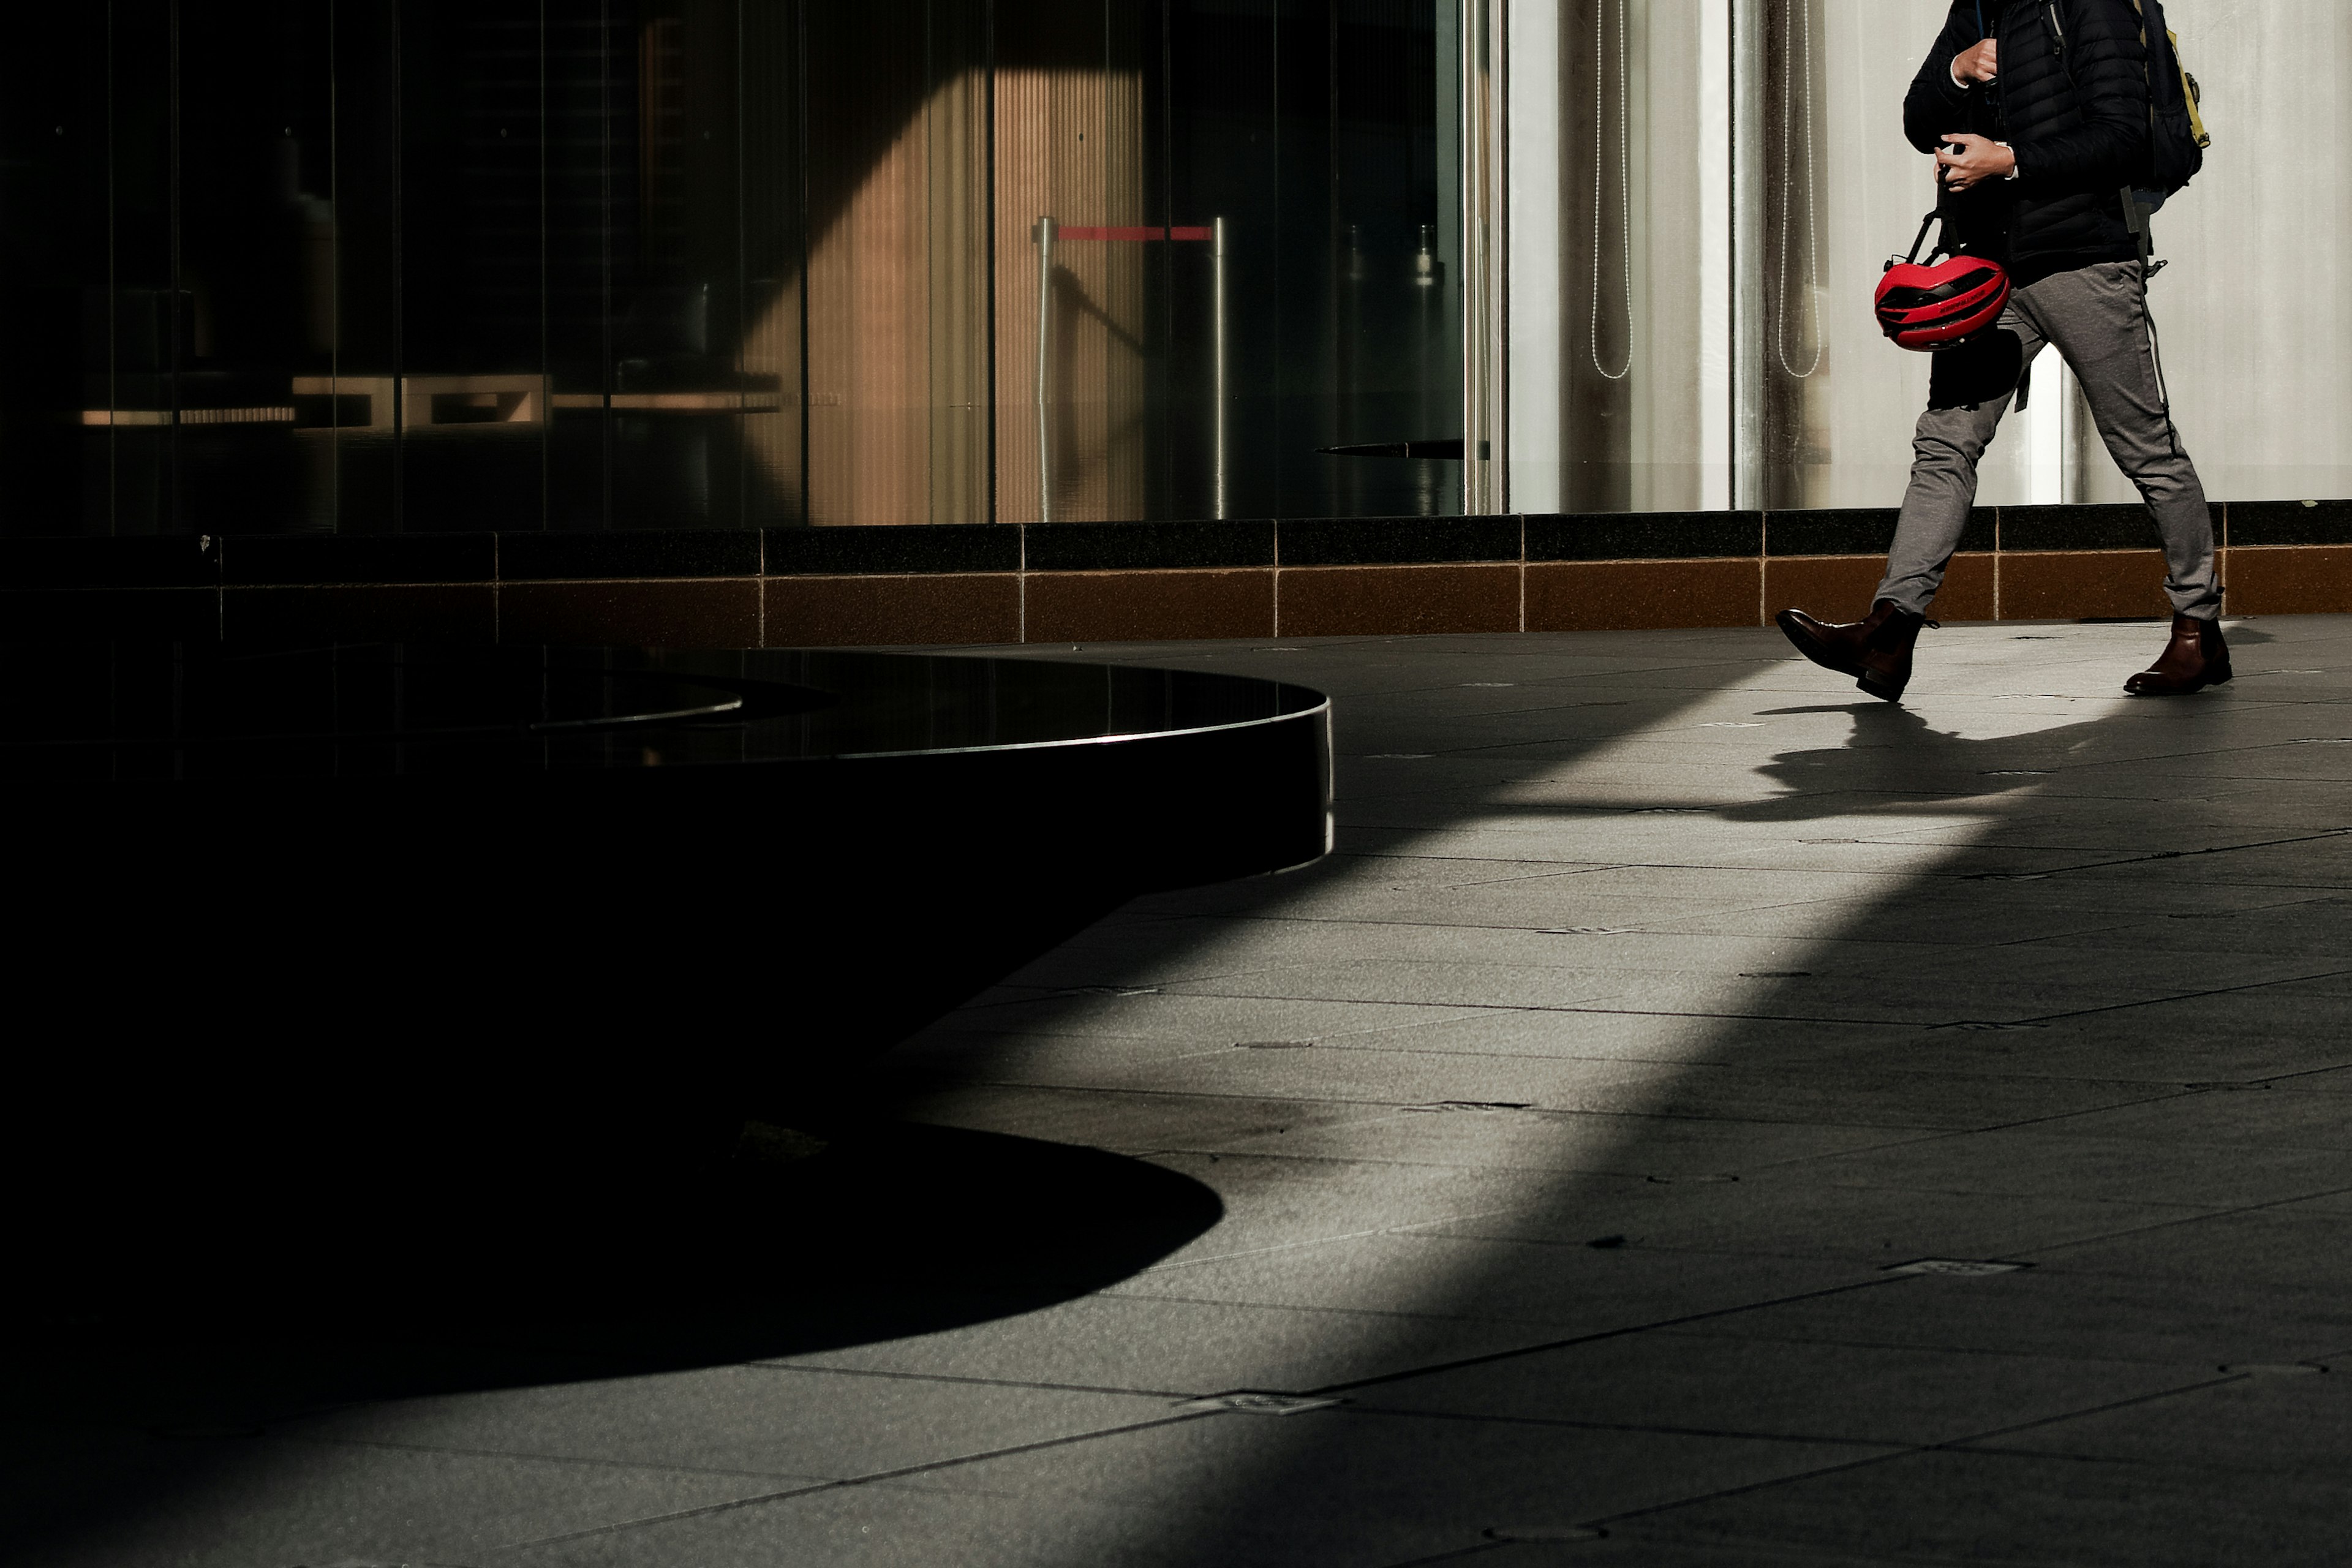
[{"xmin": 2047, "ymin": 0, "xmax": 2211, "ymax": 196}]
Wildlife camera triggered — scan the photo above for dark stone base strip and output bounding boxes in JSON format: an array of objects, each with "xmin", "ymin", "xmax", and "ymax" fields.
[{"xmin": 6, "ymin": 500, "xmax": 2350, "ymax": 644}]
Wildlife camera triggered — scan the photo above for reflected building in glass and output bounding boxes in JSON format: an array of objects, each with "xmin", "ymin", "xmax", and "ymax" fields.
[
  {"xmin": 3, "ymin": 1, "xmax": 2346, "ymax": 542},
  {"xmin": 2, "ymin": 1, "xmax": 1464, "ymax": 536}
]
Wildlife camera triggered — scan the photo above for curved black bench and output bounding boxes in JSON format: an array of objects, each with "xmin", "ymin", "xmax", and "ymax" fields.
[{"xmin": 6, "ymin": 644, "xmax": 1329, "ymax": 1248}]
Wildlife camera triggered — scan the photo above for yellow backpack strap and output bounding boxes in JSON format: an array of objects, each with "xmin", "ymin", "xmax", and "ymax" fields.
[
  {"xmin": 2170, "ymin": 30, "xmax": 2212, "ymax": 148},
  {"xmin": 2126, "ymin": 1, "xmax": 2214, "ymax": 151}
]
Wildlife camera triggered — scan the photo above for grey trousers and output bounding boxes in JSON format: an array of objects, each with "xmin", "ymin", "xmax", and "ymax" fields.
[{"xmin": 1875, "ymin": 260, "xmax": 2220, "ymax": 620}]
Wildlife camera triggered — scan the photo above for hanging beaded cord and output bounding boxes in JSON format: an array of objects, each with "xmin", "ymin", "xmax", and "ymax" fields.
[
  {"xmin": 1776, "ymin": 0, "xmax": 1825, "ymax": 379},
  {"xmin": 1592, "ymin": 0, "xmax": 1634, "ymax": 380}
]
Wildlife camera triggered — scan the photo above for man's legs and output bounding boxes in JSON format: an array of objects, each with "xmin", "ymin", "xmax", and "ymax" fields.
[
  {"xmin": 2017, "ymin": 260, "xmax": 2222, "ymax": 619},
  {"xmin": 1776, "ymin": 312, "xmax": 2046, "ymax": 704},
  {"xmin": 1874, "ymin": 310, "xmax": 2047, "ymax": 614}
]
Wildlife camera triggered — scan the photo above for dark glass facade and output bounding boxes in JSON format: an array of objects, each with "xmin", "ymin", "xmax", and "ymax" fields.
[{"xmin": 0, "ymin": 2, "xmax": 1461, "ymax": 539}]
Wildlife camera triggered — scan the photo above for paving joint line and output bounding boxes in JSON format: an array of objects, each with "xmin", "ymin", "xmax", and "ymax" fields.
[
  {"xmin": 747, "ymin": 1362, "xmax": 1195, "ymax": 1401},
  {"xmin": 1336, "ymin": 1400, "xmax": 1904, "ymax": 1452},
  {"xmin": 960, "ymin": 1075, "xmax": 1970, "ymax": 1134},
  {"xmin": 1104, "ymin": 1287, "xmax": 1545, "ymax": 1328},
  {"xmin": 1138, "ymin": 992, "xmax": 1936, "ymax": 1027},
  {"xmin": 1993, "ymin": 1180, "xmax": 2352, "ymax": 1262},
  {"xmin": 487, "ymin": 1411, "xmax": 1218, "ymax": 1554},
  {"xmin": 1638, "ymin": 1321, "xmax": 2241, "ymax": 1372},
  {"xmin": 1738, "ymin": 1078, "xmax": 2281, "ymax": 1168},
  {"xmin": 2005, "ymin": 965, "xmax": 2352, "ymax": 1027},
  {"xmin": 2251, "ymin": 1063, "xmax": 2352, "ymax": 1089},
  {"xmin": 1308, "ymin": 1276, "xmax": 1912, "ymax": 1396},
  {"xmin": 1371, "ymin": 1543, "xmax": 1514, "ymax": 1567},
  {"xmin": 299, "ymin": 1433, "xmax": 826, "ymax": 1485},
  {"xmin": 1574, "ymin": 1371, "xmax": 2251, "ymax": 1539},
  {"xmin": 1994, "ymin": 825, "xmax": 2352, "ymax": 881}
]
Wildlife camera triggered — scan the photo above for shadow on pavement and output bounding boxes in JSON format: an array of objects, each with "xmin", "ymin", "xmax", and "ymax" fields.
[
  {"xmin": 5, "ymin": 1120, "xmax": 1219, "ymax": 1561},
  {"xmin": 21, "ymin": 1123, "xmax": 1221, "ymax": 1420}
]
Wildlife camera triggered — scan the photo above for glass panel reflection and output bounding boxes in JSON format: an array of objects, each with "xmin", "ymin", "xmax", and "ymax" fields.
[{"xmin": 3, "ymin": 1, "xmax": 1466, "ymax": 538}]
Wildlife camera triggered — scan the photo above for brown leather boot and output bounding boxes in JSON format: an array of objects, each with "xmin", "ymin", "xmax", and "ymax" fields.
[
  {"xmin": 1777, "ymin": 599, "xmax": 1928, "ymax": 703},
  {"xmin": 2124, "ymin": 613, "xmax": 2233, "ymax": 696}
]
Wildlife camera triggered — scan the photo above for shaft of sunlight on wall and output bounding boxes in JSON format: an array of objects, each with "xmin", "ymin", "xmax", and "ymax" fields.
[
  {"xmin": 794, "ymin": 2, "xmax": 993, "ymax": 527},
  {"xmin": 992, "ymin": 62, "xmax": 1153, "ymax": 527}
]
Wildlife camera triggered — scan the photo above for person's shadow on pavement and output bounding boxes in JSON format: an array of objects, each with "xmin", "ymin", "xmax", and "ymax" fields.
[{"xmin": 1721, "ymin": 695, "xmax": 2145, "ymax": 824}]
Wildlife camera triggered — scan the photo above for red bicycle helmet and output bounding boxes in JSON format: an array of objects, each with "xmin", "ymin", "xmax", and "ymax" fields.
[{"xmin": 1874, "ymin": 209, "xmax": 2010, "ymax": 352}]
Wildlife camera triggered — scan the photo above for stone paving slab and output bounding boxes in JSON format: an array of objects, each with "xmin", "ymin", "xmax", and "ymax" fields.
[
  {"xmin": 1354, "ymin": 1325, "xmax": 2217, "ymax": 1447},
  {"xmin": 1600, "ymin": 1446, "xmax": 2352, "ymax": 1568},
  {"xmin": 769, "ymin": 1292, "xmax": 1555, "ymax": 1398}
]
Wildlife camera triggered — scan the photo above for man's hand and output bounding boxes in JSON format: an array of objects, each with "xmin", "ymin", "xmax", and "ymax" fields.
[
  {"xmin": 1952, "ymin": 39, "xmax": 1998, "ymax": 85},
  {"xmin": 1937, "ymin": 132, "xmax": 2017, "ymax": 193}
]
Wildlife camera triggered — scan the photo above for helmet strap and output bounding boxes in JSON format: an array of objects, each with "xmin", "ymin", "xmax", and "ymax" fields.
[{"xmin": 1904, "ymin": 209, "xmax": 1943, "ymax": 266}]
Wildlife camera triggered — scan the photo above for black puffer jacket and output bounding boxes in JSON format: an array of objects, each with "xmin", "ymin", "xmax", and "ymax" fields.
[{"xmin": 1905, "ymin": 0, "xmax": 2152, "ymax": 285}]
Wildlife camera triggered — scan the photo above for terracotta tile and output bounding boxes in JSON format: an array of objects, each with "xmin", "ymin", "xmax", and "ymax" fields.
[
  {"xmin": 1762, "ymin": 552, "xmax": 1992, "ymax": 622},
  {"xmin": 224, "ymin": 584, "xmax": 497, "ymax": 644},
  {"xmin": 1278, "ymin": 564, "xmax": 1520, "ymax": 637},
  {"xmin": 1937, "ymin": 552, "xmax": 1997, "ymax": 621},
  {"xmin": 1525, "ymin": 558, "xmax": 1760, "ymax": 632},
  {"xmin": 1024, "ymin": 569, "xmax": 1274, "ymax": 643},
  {"xmin": 1997, "ymin": 550, "xmax": 2169, "ymax": 622},
  {"xmin": 2218, "ymin": 546, "xmax": 2352, "ymax": 616},
  {"xmin": 500, "ymin": 579, "xmax": 761, "ymax": 647},
  {"xmin": 761, "ymin": 572, "xmax": 1020, "ymax": 647}
]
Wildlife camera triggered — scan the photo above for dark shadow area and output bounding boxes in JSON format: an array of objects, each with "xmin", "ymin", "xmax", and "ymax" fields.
[
  {"xmin": 3, "ymin": 1120, "xmax": 1221, "ymax": 1562},
  {"xmin": 1, "ymin": 638, "xmax": 1298, "ymax": 1485},
  {"xmin": 9, "ymin": 1122, "xmax": 1223, "ymax": 1418},
  {"xmin": 1732, "ymin": 698, "xmax": 2118, "ymax": 820}
]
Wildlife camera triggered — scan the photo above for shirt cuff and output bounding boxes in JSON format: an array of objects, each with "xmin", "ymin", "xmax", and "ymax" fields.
[
  {"xmin": 1998, "ymin": 140, "xmax": 2020, "ymax": 179},
  {"xmin": 1951, "ymin": 59, "xmax": 1972, "ymax": 89}
]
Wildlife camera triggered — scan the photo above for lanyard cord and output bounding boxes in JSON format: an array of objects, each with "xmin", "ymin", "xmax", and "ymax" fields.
[
  {"xmin": 1591, "ymin": 0, "xmax": 1633, "ymax": 380},
  {"xmin": 1775, "ymin": 0, "xmax": 1824, "ymax": 379}
]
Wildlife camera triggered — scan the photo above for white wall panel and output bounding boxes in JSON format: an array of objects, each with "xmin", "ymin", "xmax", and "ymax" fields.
[
  {"xmin": 2089, "ymin": 0, "xmax": 2352, "ymax": 502},
  {"xmin": 1495, "ymin": 0, "xmax": 2348, "ymax": 511},
  {"xmin": 1504, "ymin": 0, "xmax": 1725, "ymax": 513}
]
